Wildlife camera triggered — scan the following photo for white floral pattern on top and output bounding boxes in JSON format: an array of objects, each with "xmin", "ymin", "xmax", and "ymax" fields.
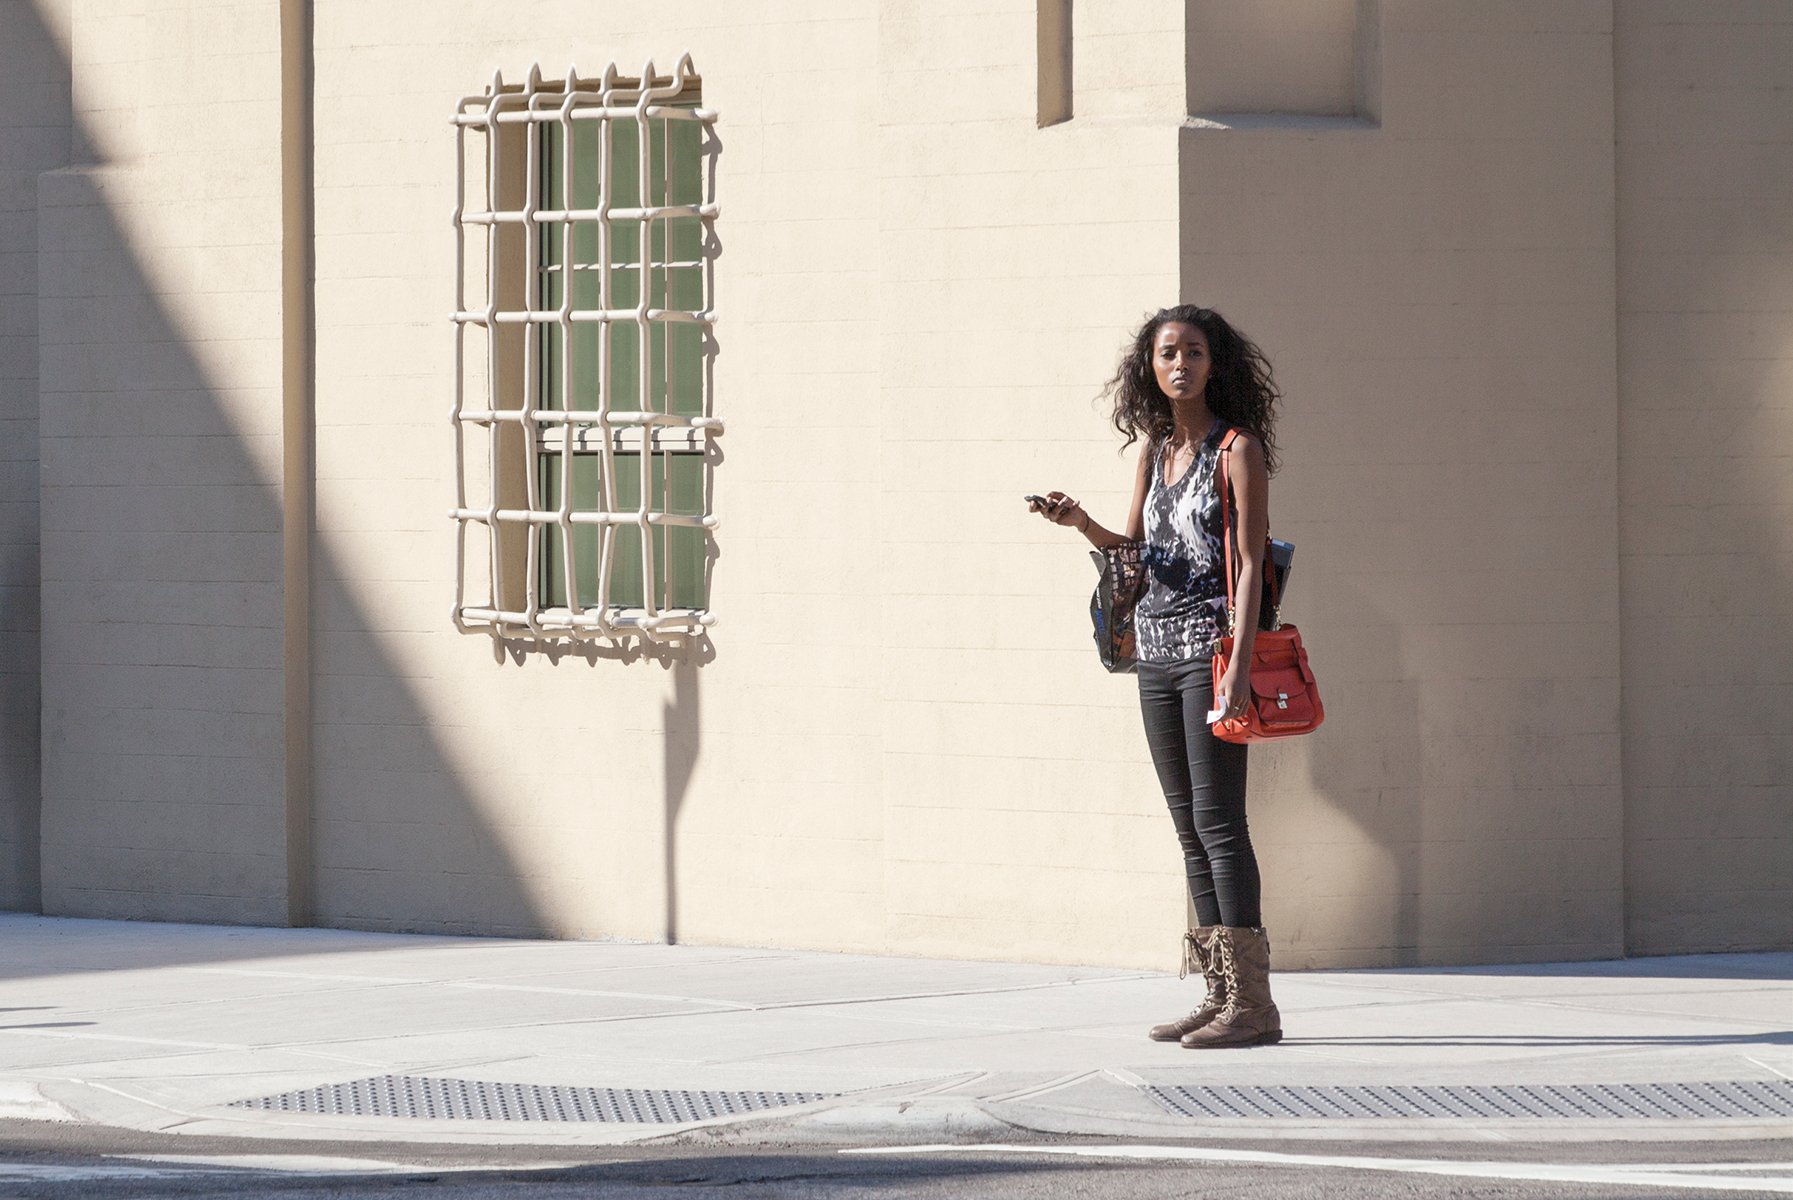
[{"xmin": 1135, "ymin": 420, "xmax": 1230, "ymax": 664}]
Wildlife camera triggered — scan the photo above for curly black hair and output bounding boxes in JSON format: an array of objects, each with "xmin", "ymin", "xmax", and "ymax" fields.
[{"xmin": 1102, "ymin": 304, "xmax": 1281, "ymax": 474}]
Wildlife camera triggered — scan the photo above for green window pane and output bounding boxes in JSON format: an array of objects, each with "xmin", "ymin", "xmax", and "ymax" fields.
[
  {"xmin": 538, "ymin": 122, "xmax": 562, "ymax": 412},
  {"xmin": 666, "ymin": 118, "xmax": 701, "ymax": 207},
  {"xmin": 541, "ymin": 121, "xmax": 610, "ymax": 413},
  {"xmin": 541, "ymin": 105, "xmax": 701, "ymax": 419},
  {"xmin": 540, "ymin": 452, "xmax": 705, "ymax": 612},
  {"xmin": 663, "ymin": 124, "xmax": 704, "ymax": 417},
  {"xmin": 663, "ymin": 453, "xmax": 706, "ymax": 609},
  {"xmin": 608, "ymin": 322, "xmax": 641, "ymax": 411},
  {"xmin": 569, "ymin": 118, "xmax": 602, "ymax": 210},
  {"xmin": 534, "ymin": 99, "xmax": 707, "ymax": 617},
  {"xmin": 665, "ymin": 450, "xmax": 704, "ymax": 518},
  {"xmin": 538, "ymin": 452, "xmax": 605, "ymax": 610},
  {"xmin": 610, "ymin": 117, "xmax": 640, "ymax": 208},
  {"xmin": 540, "ymin": 322, "xmax": 562, "ymax": 411},
  {"xmin": 608, "ymin": 453, "xmax": 706, "ymax": 610}
]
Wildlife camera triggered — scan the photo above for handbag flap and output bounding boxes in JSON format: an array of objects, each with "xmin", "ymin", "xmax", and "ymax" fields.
[{"xmin": 1246, "ymin": 671, "xmax": 1319, "ymax": 724}]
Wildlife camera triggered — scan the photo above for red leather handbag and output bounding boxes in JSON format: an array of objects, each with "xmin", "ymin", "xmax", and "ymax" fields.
[{"xmin": 1209, "ymin": 431, "xmax": 1324, "ymax": 744}]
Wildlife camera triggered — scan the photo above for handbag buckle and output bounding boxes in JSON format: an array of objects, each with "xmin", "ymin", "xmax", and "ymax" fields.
[{"xmin": 1276, "ymin": 692, "xmax": 1289, "ymax": 709}]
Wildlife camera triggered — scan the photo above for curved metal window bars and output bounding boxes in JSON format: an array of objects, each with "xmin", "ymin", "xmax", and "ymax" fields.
[{"xmin": 451, "ymin": 56, "xmax": 720, "ymax": 644}]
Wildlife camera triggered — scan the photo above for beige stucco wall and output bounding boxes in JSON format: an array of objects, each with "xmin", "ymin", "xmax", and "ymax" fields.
[
  {"xmin": 303, "ymin": 0, "xmax": 1190, "ymax": 962},
  {"xmin": 35, "ymin": 0, "xmax": 293, "ymax": 921},
  {"xmin": 1180, "ymin": 1, "xmax": 1625, "ymax": 966},
  {"xmin": 10, "ymin": 0, "xmax": 1790, "ymax": 967},
  {"xmin": 0, "ymin": 0, "xmax": 70, "ymax": 911},
  {"xmin": 1616, "ymin": 1, "xmax": 1793, "ymax": 952}
]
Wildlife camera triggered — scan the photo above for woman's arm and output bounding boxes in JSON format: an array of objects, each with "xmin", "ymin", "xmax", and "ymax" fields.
[
  {"xmin": 1217, "ymin": 433, "xmax": 1270, "ymax": 716},
  {"xmin": 1030, "ymin": 445, "xmax": 1152, "ymax": 549},
  {"xmin": 1124, "ymin": 443, "xmax": 1150, "ymax": 541}
]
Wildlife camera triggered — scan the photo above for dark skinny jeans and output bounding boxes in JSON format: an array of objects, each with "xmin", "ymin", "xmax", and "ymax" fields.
[{"xmin": 1137, "ymin": 656, "xmax": 1261, "ymax": 929}]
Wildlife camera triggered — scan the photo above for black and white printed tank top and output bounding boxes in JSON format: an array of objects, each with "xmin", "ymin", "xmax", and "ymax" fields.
[{"xmin": 1135, "ymin": 419, "xmax": 1230, "ymax": 664}]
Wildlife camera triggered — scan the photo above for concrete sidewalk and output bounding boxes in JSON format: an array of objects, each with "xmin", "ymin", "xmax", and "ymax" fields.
[{"xmin": 1, "ymin": 915, "xmax": 1790, "ymax": 1148}]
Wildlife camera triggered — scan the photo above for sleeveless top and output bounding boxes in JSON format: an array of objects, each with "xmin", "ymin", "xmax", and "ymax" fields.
[{"xmin": 1135, "ymin": 419, "xmax": 1230, "ymax": 664}]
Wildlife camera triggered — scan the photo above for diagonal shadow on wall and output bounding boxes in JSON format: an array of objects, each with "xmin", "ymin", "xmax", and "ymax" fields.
[
  {"xmin": 0, "ymin": 0, "xmax": 710, "ymax": 975},
  {"xmin": 0, "ymin": 0, "xmax": 70, "ymax": 915}
]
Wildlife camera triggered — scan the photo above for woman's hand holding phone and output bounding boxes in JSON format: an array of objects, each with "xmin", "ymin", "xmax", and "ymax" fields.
[{"xmin": 1026, "ymin": 491, "xmax": 1085, "ymax": 530}]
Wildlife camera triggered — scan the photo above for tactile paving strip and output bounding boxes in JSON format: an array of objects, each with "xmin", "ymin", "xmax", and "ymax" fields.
[
  {"xmin": 232, "ymin": 1075, "xmax": 830, "ymax": 1124},
  {"xmin": 1144, "ymin": 1080, "xmax": 1793, "ymax": 1120}
]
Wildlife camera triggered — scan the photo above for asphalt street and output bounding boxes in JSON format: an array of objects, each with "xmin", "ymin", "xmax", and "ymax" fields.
[{"xmin": 2, "ymin": 1121, "xmax": 1793, "ymax": 1198}]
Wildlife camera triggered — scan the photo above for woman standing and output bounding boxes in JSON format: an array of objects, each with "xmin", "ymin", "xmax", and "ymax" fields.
[{"xmin": 1031, "ymin": 305, "xmax": 1283, "ymax": 1049}]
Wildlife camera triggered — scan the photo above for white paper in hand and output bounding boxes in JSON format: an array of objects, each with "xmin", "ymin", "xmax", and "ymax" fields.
[{"xmin": 1206, "ymin": 693, "xmax": 1227, "ymax": 726}]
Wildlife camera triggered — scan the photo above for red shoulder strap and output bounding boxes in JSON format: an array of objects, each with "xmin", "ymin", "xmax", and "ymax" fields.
[
  {"xmin": 1217, "ymin": 429, "xmax": 1242, "ymax": 614},
  {"xmin": 1216, "ymin": 429, "xmax": 1279, "ymax": 623}
]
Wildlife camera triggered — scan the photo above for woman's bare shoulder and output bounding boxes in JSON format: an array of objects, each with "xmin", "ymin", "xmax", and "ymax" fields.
[{"xmin": 1223, "ymin": 428, "xmax": 1266, "ymax": 461}]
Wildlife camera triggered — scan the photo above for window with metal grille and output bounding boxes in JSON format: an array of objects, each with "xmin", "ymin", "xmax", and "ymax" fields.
[{"xmin": 451, "ymin": 57, "xmax": 720, "ymax": 643}]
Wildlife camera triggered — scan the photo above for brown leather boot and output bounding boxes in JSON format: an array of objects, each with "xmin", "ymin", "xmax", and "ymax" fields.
[
  {"xmin": 1179, "ymin": 926, "xmax": 1283, "ymax": 1048},
  {"xmin": 1149, "ymin": 927, "xmax": 1226, "ymax": 1041}
]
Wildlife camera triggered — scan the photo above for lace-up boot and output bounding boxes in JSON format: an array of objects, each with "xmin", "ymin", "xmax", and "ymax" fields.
[
  {"xmin": 1149, "ymin": 926, "xmax": 1225, "ymax": 1042},
  {"xmin": 1179, "ymin": 925, "xmax": 1283, "ymax": 1048}
]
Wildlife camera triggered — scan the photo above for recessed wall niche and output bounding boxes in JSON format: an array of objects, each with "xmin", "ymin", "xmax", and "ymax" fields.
[{"xmin": 1186, "ymin": 0, "xmax": 1380, "ymax": 120}]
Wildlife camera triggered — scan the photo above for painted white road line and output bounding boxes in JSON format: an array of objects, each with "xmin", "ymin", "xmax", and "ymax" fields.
[
  {"xmin": 1746, "ymin": 1056, "xmax": 1793, "ymax": 1083},
  {"xmin": 139, "ymin": 1154, "xmax": 452, "ymax": 1174},
  {"xmin": 843, "ymin": 1144, "xmax": 1793, "ymax": 1194},
  {"xmin": 0, "ymin": 1165, "xmax": 219, "ymax": 1184},
  {"xmin": 0, "ymin": 1156, "xmax": 482, "ymax": 1184}
]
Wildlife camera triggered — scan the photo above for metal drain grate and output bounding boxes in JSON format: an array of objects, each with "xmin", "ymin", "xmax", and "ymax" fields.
[
  {"xmin": 1144, "ymin": 1080, "xmax": 1793, "ymax": 1120},
  {"xmin": 232, "ymin": 1076, "xmax": 830, "ymax": 1124}
]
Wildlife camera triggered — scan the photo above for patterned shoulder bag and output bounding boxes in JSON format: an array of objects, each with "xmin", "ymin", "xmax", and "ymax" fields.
[{"xmin": 1090, "ymin": 540, "xmax": 1146, "ymax": 674}]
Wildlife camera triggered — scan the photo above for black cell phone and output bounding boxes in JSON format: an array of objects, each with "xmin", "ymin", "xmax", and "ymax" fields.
[{"xmin": 1024, "ymin": 494, "xmax": 1048, "ymax": 506}]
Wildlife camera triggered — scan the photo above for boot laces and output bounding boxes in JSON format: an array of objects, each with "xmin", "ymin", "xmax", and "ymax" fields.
[
  {"xmin": 1211, "ymin": 928, "xmax": 1243, "ymax": 1022},
  {"xmin": 1178, "ymin": 930, "xmax": 1201, "ymax": 981}
]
